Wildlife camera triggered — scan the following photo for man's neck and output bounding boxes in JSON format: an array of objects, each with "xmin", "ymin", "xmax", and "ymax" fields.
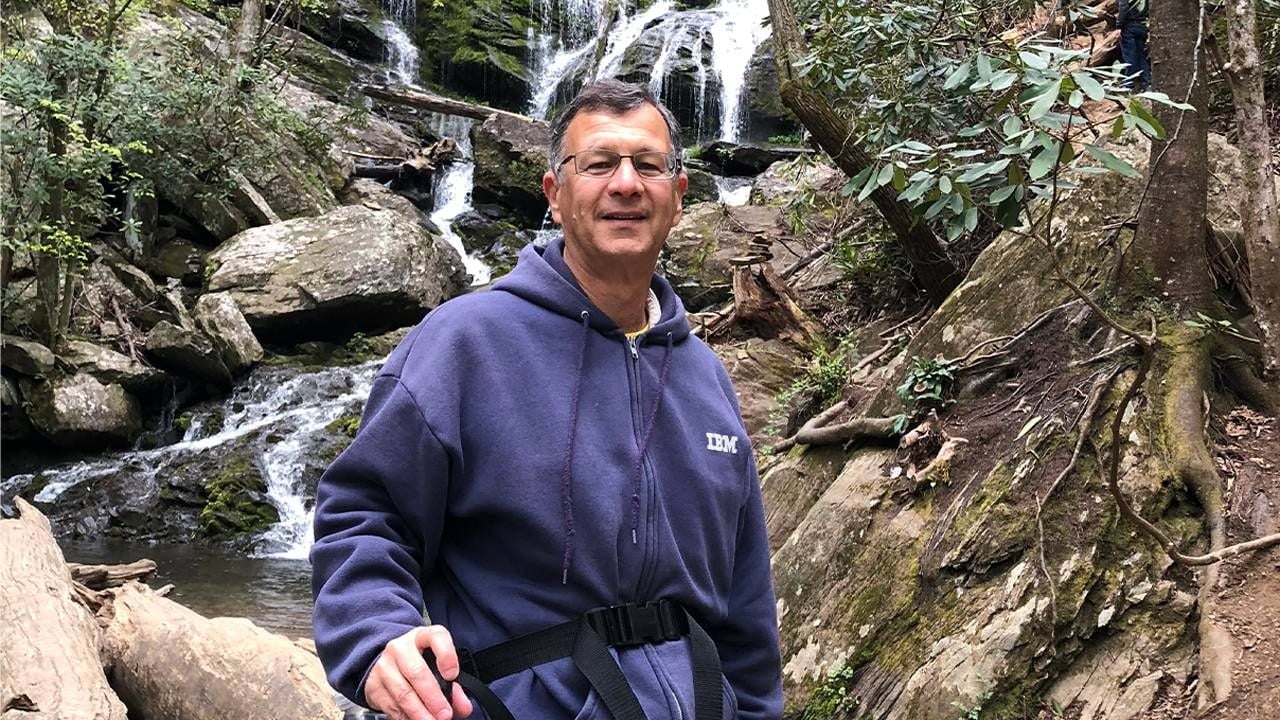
[{"xmin": 562, "ymin": 244, "xmax": 653, "ymax": 334}]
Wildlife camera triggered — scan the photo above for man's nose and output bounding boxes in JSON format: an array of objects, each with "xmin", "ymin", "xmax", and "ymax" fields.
[{"xmin": 607, "ymin": 157, "xmax": 645, "ymax": 195}]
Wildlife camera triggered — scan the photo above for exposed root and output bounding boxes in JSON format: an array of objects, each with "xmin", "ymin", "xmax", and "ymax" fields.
[
  {"xmin": 1033, "ymin": 365, "xmax": 1118, "ymax": 623},
  {"xmin": 792, "ymin": 415, "xmax": 898, "ymax": 448}
]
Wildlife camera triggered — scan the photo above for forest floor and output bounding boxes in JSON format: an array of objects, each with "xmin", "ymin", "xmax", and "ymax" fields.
[{"xmin": 1137, "ymin": 406, "xmax": 1280, "ymax": 720}]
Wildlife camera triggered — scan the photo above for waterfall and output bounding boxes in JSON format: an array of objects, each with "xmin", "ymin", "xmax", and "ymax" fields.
[
  {"xmin": 526, "ymin": 0, "xmax": 770, "ymax": 144},
  {"xmin": 427, "ymin": 114, "xmax": 491, "ymax": 285},
  {"xmin": 3, "ymin": 363, "xmax": 382, "ymax": 559},
  {"xmin": 381, "ymin": 0, "xmax": 419, "ymax": 84}
]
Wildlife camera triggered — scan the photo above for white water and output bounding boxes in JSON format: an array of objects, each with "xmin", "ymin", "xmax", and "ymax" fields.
[
  {"xmin": 382, "ymin": 20, "xmax": 420, "ymax": 85},
  {"xmin": 427, "ymin": 114, "xmax": 491, "ymax": 285},
  {"xmin": 526, "ymin": 0, "xmax": 770, "ymax": 143},
  {"xmin": 714, "ymin": 175, "xmax": 752, "ymax": 206},
  {"xmin": 3, "ymin": 363, "xmax": 381, "ymax": 559}
]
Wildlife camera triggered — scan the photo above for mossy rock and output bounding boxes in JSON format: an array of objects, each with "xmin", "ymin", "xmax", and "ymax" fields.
[{"xmin": 199, "ymin": 455, "xmax": 279, "ymax": 538}]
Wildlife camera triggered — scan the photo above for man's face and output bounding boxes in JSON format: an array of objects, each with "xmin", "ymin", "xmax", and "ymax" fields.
[{"xmin": 542, "ymin": 105, "xmax": 688, "ymax": 270}]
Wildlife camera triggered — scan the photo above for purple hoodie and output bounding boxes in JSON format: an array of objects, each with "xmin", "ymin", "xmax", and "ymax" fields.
[{"xmin": 310, "ymin": 237, "xmax": 783, "ymax": 719}]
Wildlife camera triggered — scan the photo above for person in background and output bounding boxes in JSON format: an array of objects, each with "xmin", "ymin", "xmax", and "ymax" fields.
[{"xmin": 1118, "ymin": 0, "xmax": 1151, "ymax": 90}]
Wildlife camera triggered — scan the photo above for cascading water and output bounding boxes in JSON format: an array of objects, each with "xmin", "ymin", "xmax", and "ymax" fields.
[
  {"xmin": 527, "ymin": 0, "xmax": 770, "ymax": 144},
  {"xmin": 427, "ymin": 114, "xmax": 491, "ymax": 285},
  {"xmin": 382, "ymin": 0, "xmax": 419, "ymax": 84},
  {"xmin": 2, "ymin": 362, "xmax": 381, "ymax": 559}
]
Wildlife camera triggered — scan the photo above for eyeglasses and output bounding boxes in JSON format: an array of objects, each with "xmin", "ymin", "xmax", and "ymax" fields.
[{"xmin": 557, "ymin": 149, "xmax": 682, "ymax": 180}]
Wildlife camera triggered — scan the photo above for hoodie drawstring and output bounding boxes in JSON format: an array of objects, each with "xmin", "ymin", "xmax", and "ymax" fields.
[
  {"xmin": 560, "ymin": 311, "xmax": 591, "ymax": 585},
  {"xmin": 629, "ymin": 332, "xmax": 674, "ymax": 544}
]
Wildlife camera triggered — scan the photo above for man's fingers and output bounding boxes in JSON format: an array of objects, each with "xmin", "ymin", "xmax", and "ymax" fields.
[
  {"xmin": 416, "ymin": 626, "xmax": 460, "ymax": 680},
  {"xmin": 394, "ymin": 628, "xmax": 454, "ymax": 719},
  {"xmin": 366, "ymin": 660, "xmax": 432, "ymax": 720},
  {"xmin": 450, "ymin": 681, "xmax": 474, "ymax": 718}
]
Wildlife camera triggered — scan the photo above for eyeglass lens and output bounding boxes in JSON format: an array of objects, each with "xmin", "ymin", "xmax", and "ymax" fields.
[{"xmin": 575, "ymin": 150, "xmax": 675, "ymax": 179}]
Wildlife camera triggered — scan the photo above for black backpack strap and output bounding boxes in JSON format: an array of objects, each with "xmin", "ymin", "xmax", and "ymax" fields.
[
  {"xmin": 687, "ymin": 614, "xmax": 723, "ymax": 720},
  {"xmin": 430, "ymin": 601, "xmax": 724, "ymax": 720},
  {"xmin": 571, "ymin": 616, "xmax": 647, "ymax": 720}
]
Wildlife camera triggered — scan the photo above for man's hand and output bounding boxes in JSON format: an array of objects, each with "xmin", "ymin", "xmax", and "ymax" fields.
[{"xmin": 365, "ymin": 626, "xmax": 473, "ymax": 720}]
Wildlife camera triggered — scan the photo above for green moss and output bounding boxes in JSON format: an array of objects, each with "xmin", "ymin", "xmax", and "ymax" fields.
[
  {"xmin": 199, "ymin": 455, "xmax": 278, "ymax": 538},
  {"xmin": 326, "ymin": 413, "xmax": 361, "ymax": 438}
]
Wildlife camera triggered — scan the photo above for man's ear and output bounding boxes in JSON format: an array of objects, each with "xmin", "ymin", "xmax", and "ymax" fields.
[
  {"xmin": 673, "ymin": 171, "xmax": 689, "ymax": 225},
  {"xmin": 542, "ymin": 171, "xmax": 562, "ymax": 225}
]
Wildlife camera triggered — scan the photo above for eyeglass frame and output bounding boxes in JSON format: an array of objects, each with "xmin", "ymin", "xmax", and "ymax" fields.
[{"xmin": 555, "ymin": 149, "xmax": 684, "ymax": 180}]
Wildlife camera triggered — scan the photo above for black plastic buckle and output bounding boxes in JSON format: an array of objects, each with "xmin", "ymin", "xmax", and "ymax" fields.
[{"xmin": 585, "ymin": 600, "xmax": 688, "ymax": 647}]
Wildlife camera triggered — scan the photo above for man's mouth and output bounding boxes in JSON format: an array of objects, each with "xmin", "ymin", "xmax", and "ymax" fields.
[{"xmin": 601, "ymin": 212, "xmax": 647, "ymax": 222}]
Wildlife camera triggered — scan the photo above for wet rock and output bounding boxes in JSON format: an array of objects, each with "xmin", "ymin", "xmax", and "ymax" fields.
[
  {"xmin": 144, "ymin": 320, "xmax": 232, "ymax": 386},
  {"xmin": 206, "ymin": 204, "xmax": 466, "ymax": 343},
  {"xmin": 452, "ymin": 210, "xmax": 535, "ymax": 275},
  {"xmin": 1, "ymin": 375, "xmax": 33, "ymax": 443},
  {"xmin": 291, "ymin": 0, "xmax": 387, "ymax": 65},
  {"xmin": 470, "ymin": 113, "xmax": 551, "ymax": 226},
  {"xmin": 1, "ymin": 334, "xmax": 56, "ymax": 377},
  {"xmin": 615, "ymin": 20, "xmax": 723, "ymax": 138},
  {"xmin": 21, "ymin": 373, "xmax": 142, "ymax": 449},
  {"xmin": 61, "ymin": 340, "xmax": 166, "ymax": 395},
  {"xmin": 698, "ymin": 141, "xmax": 809, "ymax": 177},
  {"xmin": 337, "ymin": 177, "xmax": 431, "ymax": 225},
  {"xmin": 149, "ymin": 239, "xmax": 208, "ymax": 287},
  {"xmin": 193, "ymin": 293, "xmax": 264, "ymax": 376},
  {"xmin": 683, "ymin": 160, "xmax": 718, "ymax": 204},
  {"xmin": 751, "ymin": 158, "xmax": 843, "ymax": 207},
  {"xmin": 660, "ymin": 203, "xmax": 793, "ymax": 311},
  {"xmin": 739, "ymin": 40, "xmax": 801, "ymax": 143}
]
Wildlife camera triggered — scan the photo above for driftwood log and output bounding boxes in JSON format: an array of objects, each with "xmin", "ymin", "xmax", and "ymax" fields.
[
  {"xmin": 101, "ymin": 582, "xmax": 342, "ymax": 720},
  {"xmin": 731, "ymin": 262, "xmax": 824, "ymax": 346},
  {"xmin": 360, "ymin": 83, "xmax": 531, "ymax": 123},
  {"xmin": 0, "ymin": 498, "xmax": 128, "ymax": 720},
  {"xmin": 68, "ymin": 559, "xmax": 157, "ymax": 590}
]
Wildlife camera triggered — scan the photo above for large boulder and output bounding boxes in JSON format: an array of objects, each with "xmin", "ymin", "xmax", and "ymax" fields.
[
  {"xmin": 1, "ymin": 375, "xmax": 33, "ymax": 443},
  {"xmin": 613, "ymin": 18, "xmax": 724, "ymax": 138},
  {"xmin": 470, "ymin": 113, "xmax": 551, "ymax": 226},
  {"xmin": 698, "ymin": 141, "xmax": 810, "ymax": 177},
  {"xmin": 1, "ymin": 334, "xmax": 56, "ymax": 377},
  {"xmin": 338, "ymin": 177, "xmax": 432, "ymax": 225},
  {"xmin": 206, "ymin": 204, "xmax": 466, "ymax": 342},
  {"xmin": 751, "ymin": 157, "xmax": 843, "ymax": 207},
  {"xmin": 22, "ymin": 373, "xmax": 142, "ymax": 449},
  {"xmin": 144, "ymin": 321, "xmax": 232, "ymax": 386},
  {"xmin": 193, "ymin": 293, "xmax": 264, "ymax": 376},
  {"xmin": 61, "ymin": 340, "xmax": 166, "ymax": 395},
  {"xmin": 292, "ymin": 0, "xmax": 387, "ymax": 64},
  {"xmin": 738, "ymin": 39, "xmax": 801, "ymax": 143},
  {"xmin": 661, "ymin": 203, "xmax": 820, "ymax": 311},
  {"xmin": 148, "ymin": 238, "xmax": 208, "ymax": 286}
]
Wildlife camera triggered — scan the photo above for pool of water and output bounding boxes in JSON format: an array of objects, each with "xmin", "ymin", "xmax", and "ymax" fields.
[{"xmin": 60, "ymin": 538, "xmax": 314, "ymax": 638}]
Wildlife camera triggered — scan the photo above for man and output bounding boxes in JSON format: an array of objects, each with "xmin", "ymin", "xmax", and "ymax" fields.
[
  {"xmin": 1117, "ymin": 0, "xmax": 1151, "ymax": 90},
  {"xmin": 311, "ymin": 80, "xmax": 783, "ymax": 720}
]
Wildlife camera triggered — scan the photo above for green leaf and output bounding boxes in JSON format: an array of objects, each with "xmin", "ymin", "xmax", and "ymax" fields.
[
  {"xmin": 1002, "ymin": 114, "xmax": 1023, "ymax": 139},
  {"xmin": 841, "ymin": 166, "xmax": 873, "ymax": 197},
  {"xmin": 988, "ymin": 184, "xmax": 1017, "ymax": 204},
  {"xmin": 963, "ymin": 205, "xmax": 978, "ymax": 231},
  {"xmin": 1019, "ymin": 50, "xmax": 1049, "ymax": 70},
  {"xmin": 925, "ymin": 196, "xmax": 949, "ymax": 219},
  {"xmin": 857, "ymin": 167, "xmax": 881, "ymax": 201},
  {"xmin": 1110, "ymin": 115, "xmax": 1126, "ymax": 139},
  {"xmin": 939, "ymin": 175, "xmax": 952, "ymax": 194},
  {"xmin": 877, "ymin": 163, "xmax": 896, "ymax": 187},
  {"xmin": 891, "ymin": 164, "xmax": 908, "ymax": 192},
  {"xmin": 1128, "ymin": 99, "xmax": 1166, "ymax": 138},
  {"xmin": 1085, "ymin": 145, "xmax": 1140, "ymax": 178},
  {"xmin": 1068, "ymin": 88, "xmax": 1084, "ymax": 108},
  {"xmin": 1016, "ymin": 415, "xmax": 1044, "ymax": 440},
  {"xmin": 944, "ymin": 61, "xmax": 971, "ymax": 91},
  {"xmin": 1072, "ymin": 71, "xmax": 1105, "ymax": 101},
  {"xmin": 976, "ymin": 54, "xmax": 993, "ymax": 81},
  {"xmin": 1027, "ymin": 80, "xmax": 1061, "ymax": 120},
  {"xmin": 990, "ymin": 71, "xmax": 1016, "ymax": 91},
  {"xmin": 1029, "ymin": 145, "xmax": 1057, "ymax": 179}
]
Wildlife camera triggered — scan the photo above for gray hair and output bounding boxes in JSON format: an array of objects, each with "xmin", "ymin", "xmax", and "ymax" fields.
[{"xmin": 548, "ymin": 79, "xmax": 683, "ymax": 179}]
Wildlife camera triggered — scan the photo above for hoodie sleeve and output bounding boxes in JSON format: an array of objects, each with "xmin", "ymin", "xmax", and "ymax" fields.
[
  {"xmin": 310, "ymin": 373, "xmax": 452, "ymax": 707},
  {"xmin": 712, "ymin": 450, "xmax": 784, "ymax": 720}
]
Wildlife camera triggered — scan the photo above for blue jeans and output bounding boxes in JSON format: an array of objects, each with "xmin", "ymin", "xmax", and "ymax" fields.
[{"xmin": 1120, "ymin": 22, "xmax": 1152, "ymax": 90}]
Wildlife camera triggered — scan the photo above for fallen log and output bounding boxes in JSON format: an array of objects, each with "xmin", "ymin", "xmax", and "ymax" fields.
[
  {"xmin": 360, "ymin": 83, "xmax": 531, "ymax": 123},
  {"xmin": 101, "ymin": 581, "xmax": 342, "ymax": 720},
  {"xmin": 0, "ymin": 498, "xmax": 128, "ymax": 720},
  {"xmin": 68, "ymin": 559, "xmax": 157, "ymax": 590}
]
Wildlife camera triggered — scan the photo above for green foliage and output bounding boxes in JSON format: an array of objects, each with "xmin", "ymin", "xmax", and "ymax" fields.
[
  {"xmin": 800, "ymin": 664, "xmax": 863, "ymax": 719},
  {"xmin": 763, "ymin": 336, "xmax": 854, "ymax": 445},
  {"xmin": 893, "ymin": 355, "xmax": 957, "ymax": 432},
  {"xmin": 416, "ymin": 0, "xmax": 533, "ymax": 87},
  {"xmin": 801, "ymin": 0, "xmax": 1191, "ymax": 244},
  {"xmin": 1183, "ymin": 311, "xmax": 1259, "ymax": 344},
  {"xmin": 326, "ymin": 414, "xmax": 362, "ymax": 438},
  {"xmin": 345, "ymin": 331, "xmax": 374, "ymax": 355},
  {"xmin": 950, "ymin": 690, "xmax": 994, "ymax": 719},
  {"xmin": 0, "ymin": 9, "xmax": 336, "ymax": 344},
  {"xmin": 768, "ymin": 133, "xmax": 805, "ymax": 145}
]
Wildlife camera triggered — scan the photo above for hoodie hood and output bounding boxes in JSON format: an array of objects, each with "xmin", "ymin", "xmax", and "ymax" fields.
[{"xmin": 492, "ymin": 236, "xmax": 692, "ymax": 343}]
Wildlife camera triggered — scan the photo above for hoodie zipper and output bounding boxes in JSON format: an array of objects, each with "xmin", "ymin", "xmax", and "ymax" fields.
[{"xmin": 622, "ymin": 333, "xmax": 654, "ymax": 588}]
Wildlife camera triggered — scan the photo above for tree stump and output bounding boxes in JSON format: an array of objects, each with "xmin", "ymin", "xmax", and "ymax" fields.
[{"xmin": 0, "ymin": 498, "xmax": 128, "ymax": 720}]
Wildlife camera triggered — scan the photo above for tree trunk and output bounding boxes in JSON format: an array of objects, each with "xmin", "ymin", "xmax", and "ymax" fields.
[
  {"xmin": 0, "ymin": 498, "xmax": 129, "ymax": 720},
  {"xmin": 764, "ymin": 0, "xmax": 961, "ymax": 302},
  {"xmin": 1223, "ymin": 0, "xmax": 1280, "ymax": 377},
  {"xmin": 233, "ymin": 0, "xmax": 264, "ymax": 69},
  {"xmin": 1128, "ymin": 0, "xmax": 1212, "ymax": 309},
  {"xmin": 101, "ymin": 582, "xmax": 343, "ymax": 720}
]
